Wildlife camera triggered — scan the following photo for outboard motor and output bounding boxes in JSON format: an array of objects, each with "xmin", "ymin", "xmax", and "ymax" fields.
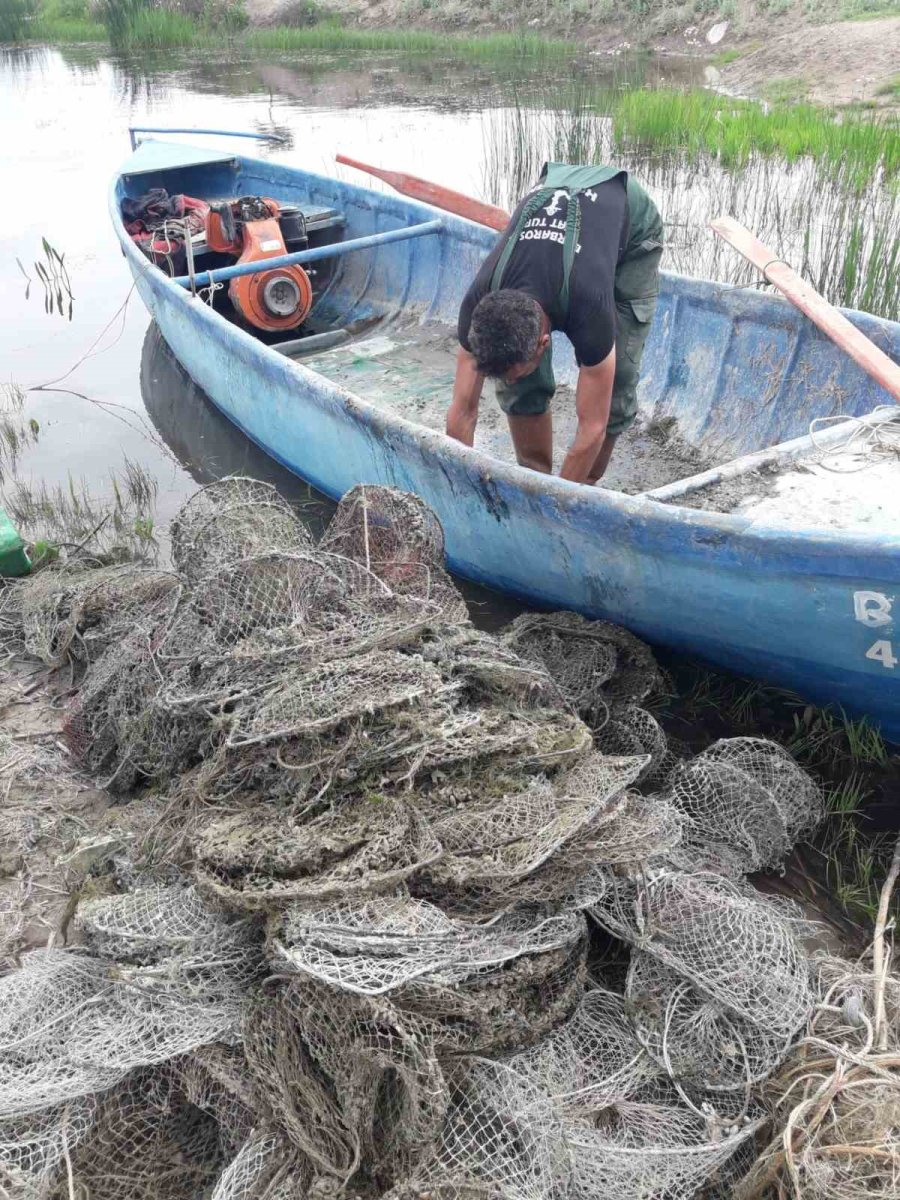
[{"xmin": 206, "ymin": 196, "xmax": 313, "ymax": 333}]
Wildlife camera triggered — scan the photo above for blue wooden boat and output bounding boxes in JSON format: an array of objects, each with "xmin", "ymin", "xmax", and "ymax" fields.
[{"xmin": 112, "ymin": 132, "xmax": 900, "ymax": 739}]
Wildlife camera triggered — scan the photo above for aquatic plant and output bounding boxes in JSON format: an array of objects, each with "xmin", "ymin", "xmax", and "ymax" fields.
[
  {"xmin": 0, "ymin": 0, "xmax": 36, "ymax": 42},
  {"xmin": 96, "ymin": 0, "xmax": 197, "ymax": 48},
  {"xmin": 243, "ymin": 24, "xmax": 574, "ymax": 58},
  {"xmin": 611, "ymin": 88, "xmax": 900, "ymax": 187},
  {"xmin": 29, "ymin": 0, "xmax": 104, "ymax": 38},
  {"xmin": 4, "ymin": 460, "xmax": 159, "ymax": 564},
  {"xmin": 482, "ymin": 86, "xmax": 900, "ymax": 319},
  {"xmin": 17, "ymin": 236, "xmax": 73, "ymax": 319},
  {"xmin": 0, "ymin": 383, "xmax": 40, "ymax": 486}
]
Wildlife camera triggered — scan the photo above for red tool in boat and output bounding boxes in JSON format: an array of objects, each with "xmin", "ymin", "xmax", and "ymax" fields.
[
  {"xmin": 335, "ymin": 154, "xmax": 510, "ymax": 231},
  {"xmin": 338, "ymin": 155, "xmax": 900, "ymax": 406}
]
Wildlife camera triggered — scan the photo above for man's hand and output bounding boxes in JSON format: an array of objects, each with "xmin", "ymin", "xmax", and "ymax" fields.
[
  {"xmin": 446, "ymin": 348, "xmax": 485, "ymax": 447},
  {"xmin": 559, "ymin": 349, "xmax": 615, "ymax": 484}
]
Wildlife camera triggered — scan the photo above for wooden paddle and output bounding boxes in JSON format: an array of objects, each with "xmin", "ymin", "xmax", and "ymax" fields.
[
  {"xmin": 710, "ymin": 215, "xmax": 900, "ymax": 405},
  {"xmin": 336, "ymin": 159, "xmax": 900, "ymax": 405},
  {"xmin": 336, "ymin": 153, "xmax": 510, "ymax": 231}
]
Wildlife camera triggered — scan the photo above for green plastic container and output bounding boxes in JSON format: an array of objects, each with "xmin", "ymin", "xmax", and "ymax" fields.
[{"xmin": 0, "ymin": 507, "xmax": 30, "ymax": 577}]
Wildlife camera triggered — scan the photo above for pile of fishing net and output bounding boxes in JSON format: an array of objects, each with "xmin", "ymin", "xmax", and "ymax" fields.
[{"xmin": 0, "ymin": 475, "xmax": 893, "ymax": 1200}]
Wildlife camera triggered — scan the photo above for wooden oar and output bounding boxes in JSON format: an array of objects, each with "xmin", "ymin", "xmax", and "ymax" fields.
[
  {"xmin": 710, "ymin": 215, "xmax": 900, "ymax": 405},
  {"xmin": 336, "ymin": 153, "xmax": 510, "ymax": 231}
]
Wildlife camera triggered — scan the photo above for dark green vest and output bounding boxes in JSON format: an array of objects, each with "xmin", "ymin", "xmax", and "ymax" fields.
[{"xmin": 490, "ymin": 162, "xmax": 662, "ymax": 321}]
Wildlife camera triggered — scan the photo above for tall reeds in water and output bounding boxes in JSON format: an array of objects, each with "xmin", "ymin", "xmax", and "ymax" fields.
[
  {"xmin": 481, "ymin": 87, "xmax": 900, "ymax": 319},
  {"xmin": 0, "ymin": 0, "xmax": 36, "ymax": 41},
  {"xmin": 245, "ymin": 26, "xmax": 574, "ymax": 58},
  {"xmin": 97, "ymin": 0, "xmax": 195, "ymax": 49}
]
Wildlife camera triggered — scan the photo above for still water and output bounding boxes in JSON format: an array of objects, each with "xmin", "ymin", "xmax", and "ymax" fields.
[{"xmin": 0, "ymin": 43, "xmax": 704, "ymax": 537}]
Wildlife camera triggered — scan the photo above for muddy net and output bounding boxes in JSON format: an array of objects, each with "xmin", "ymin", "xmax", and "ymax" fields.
[{"xmin": 1, "ymin": 474, "xmax": 888, "ymax": 1200}]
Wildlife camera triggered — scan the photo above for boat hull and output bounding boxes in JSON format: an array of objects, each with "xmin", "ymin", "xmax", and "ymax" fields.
[{"xmin": 112, "ymin": 150, "xmax": 900, "ymax": 739}]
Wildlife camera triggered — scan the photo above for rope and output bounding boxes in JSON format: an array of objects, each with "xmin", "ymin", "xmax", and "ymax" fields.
[{"xmin": 808, "ymin": 406, "xmax": 900, "ymax": 473}]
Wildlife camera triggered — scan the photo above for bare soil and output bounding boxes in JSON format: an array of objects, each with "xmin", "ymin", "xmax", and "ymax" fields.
[
  {"xmin": 719, "ymin": 16, "xmax": 900, "ymax": 107},
  {"xmin": 245, "ymin": 0, "xmax": 900, "ymax": 109}
]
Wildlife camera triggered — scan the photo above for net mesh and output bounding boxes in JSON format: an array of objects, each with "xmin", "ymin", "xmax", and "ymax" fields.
[
  {"xmin": 666, "ymin": 737, "xmax": 823, "ymax": 874},
  {"xmin": 321, "ymin": 484, "xmax": 468, "ymax": 624},
  {"xmin": 501, "ymin": 611, "xmax": 666, "ymax": 721},
  {"xmin": 589, "ymin": 868, "xmax": 815, "ymax": 1096},
  {"xmin": 0, "ymin": 475, "xmax": 883, "ymax": 1200},
  {"xmin": 170, "ymin": 476, "xmax": 313, "ymax": 583},
  {"xmin": 16, "ymin": 564, "xmax": 181, "ymax": 669}
]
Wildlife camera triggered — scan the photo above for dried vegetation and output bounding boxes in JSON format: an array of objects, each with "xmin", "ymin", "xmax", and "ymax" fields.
[{"xmin": 0, "ymin": 476, "xmax": 896, "ymax": 1200}]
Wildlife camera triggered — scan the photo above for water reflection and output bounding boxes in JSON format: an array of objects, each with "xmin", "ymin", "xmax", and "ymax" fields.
[
  {"xmin": 0, "ymin": 41, "xmax": 707, "ymax": 538},
  {"xmin": 138, "ymin": 323, "xmax": 522, "ymax": 624},
  {"xmin": 139, "ymin": 323, "xmax": 329, "ymax": 524}
]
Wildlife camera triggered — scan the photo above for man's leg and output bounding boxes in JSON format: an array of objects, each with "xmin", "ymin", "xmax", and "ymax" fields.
[
  {"xmin": 587, "ymin": 433, "xmax": 618, "ymax": 483},
  {"xmin": 506, "ymin": 410, "xmax": 554, "ymax": 473},
  {"xmin": 495, "ymin": 344, "xmax": 557, "ymax": 474},
  {"xmin": 599, "ymin": 245, "xmax": 663, "ymax": 484}
]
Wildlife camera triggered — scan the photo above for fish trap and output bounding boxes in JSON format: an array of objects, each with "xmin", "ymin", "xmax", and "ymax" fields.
[
  {"xmin": 59, "ymin": 1066, "xmax": 230, "ymax": 1200},
  {"xmin": 567, "ymin": 1096, "xmax": 764, "ymax": 1200},
  {"xmin": 501, "ymin": 611, "xmax": 665, "ymax": 720},
  {"xmin": 390, "ymin": 1056, "xmax": 572, "ymax": 1200},
  {"xmin": 509, "ymin": 988, "xmax": 662, "ymax": 1116},
  {"xmin": 193, "ymin": 793, "xmax": 443, "ymax": 911},
  {"xmin": 17, "ymin": 564, "xmax": 181, "ymax": 669},
  {"xmin": 270, "ymin": 896, "xmax": 582, "ymax": 996},
  {"xmin": 667, "ymin": 737, "xmax": 823, "ymax": 874},
  {"xmin": 244, "ymin": 975, "xmax": 446, "ymax": 1188},
  {"xmin": 170, "ymin": 476, "xmax": 312, "ymax": 583},
  {"xmin": 322, "ymin": 484, "xmax": 468, "ymax": 623},
  {"xmin": 626, "ymin": 951, "xmax": 801, "ymax": 1093},
  {"xmin": 166, "ymin": 549, "xmax": 438, "ymax": 664},
  {"xmin": 590, "ymin": 870, "xmax": 815, "ymax": 1047}
]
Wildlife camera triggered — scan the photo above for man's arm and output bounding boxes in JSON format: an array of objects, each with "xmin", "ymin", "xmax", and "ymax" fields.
[
  {"xmin": 446, "ymin": 347, "xmax": 485, "ymax": 447},
  {"xmin": 558, "ymin": 349, "xmax": 615, "ymax": 483}
]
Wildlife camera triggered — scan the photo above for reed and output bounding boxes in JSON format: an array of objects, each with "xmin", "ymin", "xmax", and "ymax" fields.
[
  {"xmin": 5, "ymin": 461, "xmax": 159, "ymax": 565},
  {"xmin": 95, "ymin": 0, "xmax": 196, "ymax": 48},
  {"xmin": 33, "ymin": 13, "xmax": 104, "ymax": 37},
  {"xmin": 611, "ymin": 88, "xmax": 899, "ymax": 187},
  {"xmin": 0, "ymin": 0, "xmax": 36, "ymax": 41},
  {"xmin": 243, "ymin": 25, "xmax": 574, "ymax": 57},
  {"xmin": 29, "ymin": 0, "xmax": 574, "ymax": 56},
  {"xmin": 482, "ymin": 86, "xmax": 900, "ymax": 319}
]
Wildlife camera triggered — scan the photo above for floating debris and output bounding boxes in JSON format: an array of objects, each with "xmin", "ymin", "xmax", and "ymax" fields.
[{"xmin": 0, "ymin": 476, "xmax": 895, "ymax": 1200}]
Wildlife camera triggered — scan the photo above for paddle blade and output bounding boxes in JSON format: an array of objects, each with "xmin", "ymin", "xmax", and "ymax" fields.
[{"xmin": 336, "ymin": 154, "xmax": 510, "ymax": 231}]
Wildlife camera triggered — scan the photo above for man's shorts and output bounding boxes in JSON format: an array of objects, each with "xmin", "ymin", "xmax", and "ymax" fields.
[{"xmin": 494, "ymin": 244, "xmax": 663, "ymax": 437}]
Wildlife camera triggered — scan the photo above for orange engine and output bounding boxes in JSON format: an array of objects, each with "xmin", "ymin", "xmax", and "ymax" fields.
[{"xmin": 206, "ymin": 197, "xmax": 313, "ymax": 333}]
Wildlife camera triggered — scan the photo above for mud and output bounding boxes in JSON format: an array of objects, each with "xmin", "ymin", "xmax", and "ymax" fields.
[
  {"xmin": 301, "ymin": 324, "xmax": 709, "ymax": 494},
  {"xmin": 671, "ymin": 447, "xmax": 900, "ymax": 534}
]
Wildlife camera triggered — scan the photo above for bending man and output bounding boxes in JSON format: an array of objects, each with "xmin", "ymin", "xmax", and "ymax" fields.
[{"xmin": 447, "ymin": 163, "xmax": 663, "ymax": 484}]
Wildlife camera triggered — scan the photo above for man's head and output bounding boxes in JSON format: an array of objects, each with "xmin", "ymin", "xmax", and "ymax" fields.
[{"xmin": 468, "ymin": 290, "xmax": 550, "ymax": 383}]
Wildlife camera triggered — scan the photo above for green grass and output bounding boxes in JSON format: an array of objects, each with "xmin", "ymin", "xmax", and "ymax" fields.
[
  {"xmin": 709, "ymin": 46, "xmax": 744, "ymax": 65},
  {"xmin": 0, "ymin": 0, "xmax": 35, "ymax": 41},
  {"xmin": 246, "ymin": 25, "xmax": 573, "ymax": 57},
  {"xmin": 32, "ymin": 12, "xmax": 105, "ymax": 37},
  {"xmin": 841, "ymin": 0, "xmax": 900, "ymax": 17},
  {"xmin": 611, "ymin": 87, "xmax": 899, "ymax": 186},
  {"xmin": 25, "ymin": 0, "xmax": 575, "ymax": 56},
  {"xmin": 762, "ymin": 75, "xmax": 810, "ymax": 104},
  {"xmin": 4, "ymin": 462, "xmax": 159, "ymax": 566},
  {"xmin": 111, "ymin": 6, "xmax": 196, "ymax": 49},
  {"xmin": 876, "ymin": 73, "xmax": 900, "ymax": 97}
]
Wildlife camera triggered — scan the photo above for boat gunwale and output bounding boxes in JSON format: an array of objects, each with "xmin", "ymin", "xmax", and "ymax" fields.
[{"xmin": 109, "ymin": 149, "xmax": 900, "ymax": 569}]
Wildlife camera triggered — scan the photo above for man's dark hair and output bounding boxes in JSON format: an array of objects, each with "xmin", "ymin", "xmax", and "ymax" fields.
[{"xmin": 468, "ymin": 290, "xmax": 542, "ymax": 378}]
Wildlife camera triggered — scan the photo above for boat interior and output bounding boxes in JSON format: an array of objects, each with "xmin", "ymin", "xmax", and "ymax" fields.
[{"xmin": 118, "ymin": 143, "xmax": 900, "ymax": 528}]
